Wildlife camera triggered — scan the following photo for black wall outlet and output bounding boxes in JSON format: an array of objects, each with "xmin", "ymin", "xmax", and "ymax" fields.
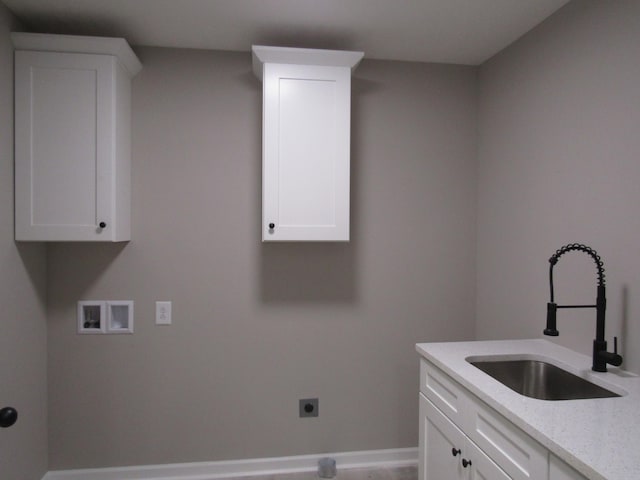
[{"xmin": 299, "ymin": 398, "xmax": 319, "ymax": 417}]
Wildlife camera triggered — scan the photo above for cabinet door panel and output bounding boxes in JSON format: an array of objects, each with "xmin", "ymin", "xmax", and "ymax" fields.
[
  {"xmin": 15, "ymin": 51, "xmax": 114, "ymax": 241},
  {"xmin": 279, "ymin": 77, "xmax": 336, "ymax": 226},
  {"xmin": 420, "ymin": 394, "xmax": 465, "ymax": 480},
  {"xmin": 31, "ymin": 65, "xmax": 97, "ymax": 225},
  {"xmin": 262, "ymin": 63, "xmax": 350, "ymax": 241}
]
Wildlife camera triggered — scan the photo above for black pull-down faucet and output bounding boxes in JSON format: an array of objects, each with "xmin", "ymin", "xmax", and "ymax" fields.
[{"xmin": 544, "ymin": 243, "xmax": 623, "ymax": 372}]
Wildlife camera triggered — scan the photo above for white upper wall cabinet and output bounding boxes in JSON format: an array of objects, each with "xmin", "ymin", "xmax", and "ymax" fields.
[
  {"xmin": 252, "ymin": 46, "xmax": 363, "ymax": 241},
  {"xmin": 12, "ymin": 33, "xmax": 142, "ymax": 241}
]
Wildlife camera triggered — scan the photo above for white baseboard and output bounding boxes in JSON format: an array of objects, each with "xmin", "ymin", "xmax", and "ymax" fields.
[{"xmin": 42, "ymin": 447, "xmax": 418, "ymax": 480}]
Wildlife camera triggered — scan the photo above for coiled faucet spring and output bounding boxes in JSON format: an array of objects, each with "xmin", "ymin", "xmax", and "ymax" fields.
[{"xmin": 549, "ymin": 243, "xmax": 605, "ymax": 303}]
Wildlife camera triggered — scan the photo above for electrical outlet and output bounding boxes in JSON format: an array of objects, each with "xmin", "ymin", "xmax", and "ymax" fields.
[
  {"xmin": 299, "ymin": 398, "xmax": 319, "ymax": 417},
  {"xmin": 155, "ymin": 301, "xmax": 172, "ymax": 325}
]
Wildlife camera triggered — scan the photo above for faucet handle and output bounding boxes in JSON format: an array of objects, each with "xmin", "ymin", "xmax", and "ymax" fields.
[{"xmin": 600, "ymin": 336, "xmax": 623, "ymax": 368}]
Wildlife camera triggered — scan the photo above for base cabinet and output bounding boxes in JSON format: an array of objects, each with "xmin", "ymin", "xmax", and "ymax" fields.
[
  {"xmin": 419, "ymin": 358, "xmax": 590, "ymax": 480},
  {"xmin": 420, "ymin": 394, "xmax": 511, "ymax": 480}
]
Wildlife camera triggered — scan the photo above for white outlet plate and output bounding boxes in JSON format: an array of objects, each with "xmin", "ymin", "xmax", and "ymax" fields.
[{"xmin": 156, "ymin": 301, "xmax": 172, "ymax": 325}]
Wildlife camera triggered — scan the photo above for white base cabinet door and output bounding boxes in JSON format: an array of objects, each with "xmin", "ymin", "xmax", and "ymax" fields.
[
  {"xmin": 420, "ymin": 393, "xmax": 511, "ymax": 480},
  {"xmin": 420, "ymin": 392, "xmax": 466, "ymax": 479},
  {"xmin": 13, "ymin": 33, "xmax": 141, "ymax": 241}
]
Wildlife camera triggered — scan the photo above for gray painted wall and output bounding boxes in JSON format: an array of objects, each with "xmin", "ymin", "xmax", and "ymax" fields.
[
  {"xmin": 0, "ymin": 4, "xmax": 48, "ymax": 480},
  {"xmin": 7, "ymin": 0, "xmax": 638, "ymax": 473},
  {"xmin": 46, "ymin": 50, "xmax": 478, "ymax": 469},
  {"xmin": 477, "ymin": 0, "xmax": 640, "ymax": 373}
]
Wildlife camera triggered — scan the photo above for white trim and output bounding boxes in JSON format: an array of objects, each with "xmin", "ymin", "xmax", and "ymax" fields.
[
  {"xmin": 251, "ymin": 45, "xmax": 364, "ymax": 79},
  {"xmin": 11, "ymin": 32, "xmax": 142, "ymax": 76},
  {"xmin": 42, "ymin": 447, "xmax": 418, "ymax": 480}
]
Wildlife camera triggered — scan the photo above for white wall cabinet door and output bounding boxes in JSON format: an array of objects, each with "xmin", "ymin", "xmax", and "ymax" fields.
[
  {"xmin": 262, "ymin": 63, "xmax": 351, "ymax": 241},
  {"xmin": 253, "ymin": 46, "xmax": 363, "ymax": 242},
  {"xmin": 13, "ymin": 33, "xmax": 140, "ymax": 241}
]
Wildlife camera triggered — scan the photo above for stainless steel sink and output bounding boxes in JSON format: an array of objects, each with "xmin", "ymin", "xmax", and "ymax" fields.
[{"xmin": 469, "ymin": 358, "xmax": 621, "ymax": 400}]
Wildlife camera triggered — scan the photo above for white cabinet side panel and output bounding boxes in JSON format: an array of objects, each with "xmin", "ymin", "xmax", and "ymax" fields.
[{"xmin": 113, "ymin": 60, "xmax": 132, "ymax": 241}]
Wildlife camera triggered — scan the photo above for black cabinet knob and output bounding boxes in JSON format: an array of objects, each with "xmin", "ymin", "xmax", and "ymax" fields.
[
  {"xmin": 462, "ymin": 458, "xmax": 472, "ymax": 468},
  {"xmin": 268, "ymin": 223, "xmax": 275, "ymax": 229},
  {"xmin": 0, "ymin": 407, "xmax": 18, "ymax": 428},
  {"xmin": 451, "ymin": 448, "xmax": 461, "ymax": 457},
  {"xmin": 99, "ymin": 222, "xmax": 107, "ymax": 229}
]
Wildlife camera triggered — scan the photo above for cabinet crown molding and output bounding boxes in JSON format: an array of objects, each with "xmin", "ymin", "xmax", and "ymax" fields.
[
  {"xmin": 11, "ymin": 32, "xmax": 142, "ymax": 77},
  {"xmin": 251, "ymin": 45, "xmax": 364, "ymax": 80}
]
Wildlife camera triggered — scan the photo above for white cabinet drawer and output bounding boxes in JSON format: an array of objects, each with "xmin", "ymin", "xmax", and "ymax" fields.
[
  {"xmin": 420, "ymin": 359, "xmax": 469, "ymax": 429},
  {"xmin": 467, "ymin": 398, "xmax": 547, "ymax": 480}
]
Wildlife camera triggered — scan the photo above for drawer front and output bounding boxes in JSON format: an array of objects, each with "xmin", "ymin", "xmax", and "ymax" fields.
[
  {"xmin": 467, "ymin": 399, "xmax": 547, "ymax": 480},
  {"xmin": 420, "ymin": 359, "xmax": 469, "ymax": 429}
]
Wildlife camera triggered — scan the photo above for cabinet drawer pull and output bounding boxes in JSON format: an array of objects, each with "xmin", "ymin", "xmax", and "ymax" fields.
[
  {"xmin": 99, "ymin": 222, "xmax": 107, "ymax": 229},
  {"xmin": 452, "ymin": 448, "xmax": 461, "ymax": 457},
  {"xmin": 462, "ymin": 459, "xmax": 472, "ymax": 468},
  {"xmin": 268, "ymin": 223, "xmax": 275, "ymax": 229}
]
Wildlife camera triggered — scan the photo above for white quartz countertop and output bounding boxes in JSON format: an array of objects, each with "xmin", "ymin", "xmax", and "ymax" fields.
[{"xmin": 415, "ymin": 339, "xmax": 640, "ymax": 480}]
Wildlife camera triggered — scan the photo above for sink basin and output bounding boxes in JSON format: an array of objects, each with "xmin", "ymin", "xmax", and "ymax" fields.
[{"xmin": 468, "ymin": 358, "xmax": 621, "ymax": 400}]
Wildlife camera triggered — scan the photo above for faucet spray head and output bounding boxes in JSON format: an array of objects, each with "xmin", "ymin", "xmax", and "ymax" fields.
[{"xmin": 544, "ymin": 302, "xmax": 559, "ymax": 336}]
